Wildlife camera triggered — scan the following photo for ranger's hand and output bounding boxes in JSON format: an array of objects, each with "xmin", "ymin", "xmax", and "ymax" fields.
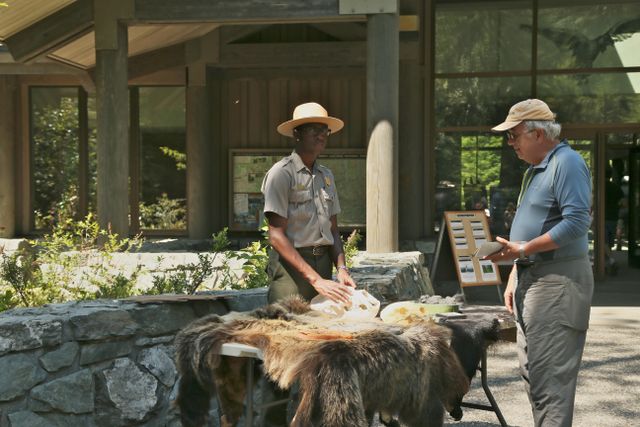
[
  {"xmin": 312, "ymin": 278, "xmax": 353, "ymax": 305},
  {"xmin": 337, "ymin": 268, "xmax": 356, "ymax": 289}
]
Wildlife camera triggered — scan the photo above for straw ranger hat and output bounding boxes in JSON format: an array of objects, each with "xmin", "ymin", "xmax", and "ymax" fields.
[
  {"xmin": 492, "ymin": 99, "xmax": 556, "ymax": 132},
  {"xmin": 277, "ymin": 102, "xmax": 344, "ymax": 137}
]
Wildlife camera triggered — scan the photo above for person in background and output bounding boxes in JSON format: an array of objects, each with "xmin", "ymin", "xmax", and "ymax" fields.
[
  {"xmin": 604, "ymin": 165, "xmax": 624, "ymax": 274},
  {"xmin": 485, "ymin": 99, "xmax": 594, "ymax": 427}
]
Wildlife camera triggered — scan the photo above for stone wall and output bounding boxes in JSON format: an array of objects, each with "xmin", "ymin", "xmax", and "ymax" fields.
[{"xmin": 0, "ymin": 252, "xmax": 432, "ymax": 426}]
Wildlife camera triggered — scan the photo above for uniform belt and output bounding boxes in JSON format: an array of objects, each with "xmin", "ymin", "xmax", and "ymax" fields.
[{"xmin": 297, "ymin": 245, "xmax": 331, "ymax": 256}]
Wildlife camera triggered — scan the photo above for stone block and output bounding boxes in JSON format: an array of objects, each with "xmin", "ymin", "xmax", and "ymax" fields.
[
  {"xmin": 80, "ymin": 340, "xmax": 133, "ymax": 365},
  {"xmin": 0, "ymin": 238, "xmax": 30, "ymax": 255},
  {"xmin": 69, "ymin": 307, "xmax": 138, "ymax": 340},
  {"xmin": 39, "ymin": 413, "xmax": 98, "ymax": 427},
  {"xmin": 0, "ymin": 315, "xmax": 62, "ymax": 355},
  {"xmin": 130, "ymin": 304, "xmax": 195, "ymax": 336},
  {"xmin": 138, "ymin": 346, "xmax": 177, "ymax": 387},
  {"xmin": 39, "ymin": 342, "xmax": 79, "ymax": 372},
  {"xmin": 350, "ymin": 251, "xmax": 434, "ymax": 305},
  {"xmin": 135, "ymin": 335, "xmax": 174, "ymax": 347},
  {"xmin": 99, "ymin": 358, "xmax": 158, "ymax": 422},
  {"xmin": 7, "ymin": 410, "xmax": 54, "ymax": 427},
  {"xmin": 30, "ymin": 369, "xmax": 94, "ymax": 414},
  {"xmin": 0, "ymin": 353, "xmax": 47, "ymax": 401}
]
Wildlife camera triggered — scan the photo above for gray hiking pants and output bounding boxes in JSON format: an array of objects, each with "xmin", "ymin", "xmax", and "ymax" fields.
[{"xmin": 514, "ymin": 255, "xmax": 594, "ymax": 427}]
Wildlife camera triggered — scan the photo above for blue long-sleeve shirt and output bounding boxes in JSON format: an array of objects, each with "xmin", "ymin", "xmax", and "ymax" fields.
[{"xmin": 510, "ymin": 141, "xmax": 592, "ymax": 261}]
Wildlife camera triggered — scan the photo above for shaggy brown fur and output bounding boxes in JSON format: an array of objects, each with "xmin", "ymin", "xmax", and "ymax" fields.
[{"xmin": 174, "ymin": 297, "xmax": 471, "ymax": 427}]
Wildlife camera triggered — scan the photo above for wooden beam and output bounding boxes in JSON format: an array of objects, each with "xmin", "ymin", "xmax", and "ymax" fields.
[
  {"xmin": 221, "ymin": 41, "xmax": 365, "ymax": 66},
  {"xmin": 219, "ymin": 40, "xmax": 417, "ymax": 67},
  {"xmin": 220, "ymin": 24, "xmax": 272, "ymax": 45},
  {"xmin": 127, "ymin": 42, "xmax": 186, "ymax": 80},
  {"xmin": 309, "ymin": 22, "xmax": 366, "ymax": 41},
  {"xmin": 134, "ymin": 0, "xmax": 346, "ymax": 22},
  {"xmin": 4, "ymin": 0, "xmax": 93, "ymax": 63}
]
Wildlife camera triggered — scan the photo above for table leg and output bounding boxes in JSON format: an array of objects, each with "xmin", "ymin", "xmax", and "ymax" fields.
[
  {"xmin": 246, "ymin": 358, "xmax": 255, "ymax": 427},
  {"xmin": 460, "ymin": 350, "xmax": 508, "ymax": 427},
  {"xmin": 479, "ymin": 351, "xmax": 508, "ymax": 427}
]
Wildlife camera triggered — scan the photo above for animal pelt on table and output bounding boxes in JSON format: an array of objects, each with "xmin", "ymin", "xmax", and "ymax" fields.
[{"xmin": 175, "ymin": 297, "xmax": 483, "ymax": 427}]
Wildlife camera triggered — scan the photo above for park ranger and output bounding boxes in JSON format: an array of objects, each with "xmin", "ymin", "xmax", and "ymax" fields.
[{"xmin": 261, "ymin": 102, "xmax": 355, "ymax": 304}]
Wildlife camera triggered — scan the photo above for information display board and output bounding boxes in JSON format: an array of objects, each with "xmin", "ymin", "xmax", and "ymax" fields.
[
  {"xmin": 444, "ymin": 211, "xmax": 502, "ymax": 287},
  {"xmin": 229, "ymin": 149, "xmax": 366, "ymax": 231}
]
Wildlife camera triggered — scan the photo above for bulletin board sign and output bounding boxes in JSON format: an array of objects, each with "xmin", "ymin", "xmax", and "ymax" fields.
[
  {"xmin": 229, "ymin": 149, "xmax": 366, "ymax": 231},
  {"xmin": 444, "ymin": 211, "xmax": 502, "ymax": 287}
]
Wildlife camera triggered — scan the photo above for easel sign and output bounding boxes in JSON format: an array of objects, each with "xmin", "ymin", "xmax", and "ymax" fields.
[{"xmin": 444, "ymin": 211, "xmax": 502, "ymax": 287}]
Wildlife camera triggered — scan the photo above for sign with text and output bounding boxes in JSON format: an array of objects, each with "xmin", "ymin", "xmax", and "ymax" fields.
[{"xmin": 444, "ymin": 211, "xmax": 502, "ymax": 287}]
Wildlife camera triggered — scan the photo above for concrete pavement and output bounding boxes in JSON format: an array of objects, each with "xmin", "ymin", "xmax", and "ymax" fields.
[{"xmin": 445, "ymin": 262, "xmax": 639, "ymax": 427}]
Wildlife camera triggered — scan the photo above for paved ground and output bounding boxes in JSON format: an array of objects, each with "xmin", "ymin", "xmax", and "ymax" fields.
[
  {"xmin": 441, "ymin": 306, "xmax": 640, "ymax": 427},
  {"xmin": 376, "ymin": 254, "xmax": 640, "ymax": 427}
]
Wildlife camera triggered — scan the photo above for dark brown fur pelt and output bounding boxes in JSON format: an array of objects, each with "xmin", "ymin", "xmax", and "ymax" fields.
[{"xmin": 174, "ymin": 296, "xmax": 470, "ymax": 427}]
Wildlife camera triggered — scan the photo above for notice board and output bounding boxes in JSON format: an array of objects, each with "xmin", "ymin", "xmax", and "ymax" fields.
[
  {"xmin": 443, "ymin": 211, "xmax": 502, "ymax": 287},
  {"xmin": 229, "ymin": 149, "xmax": 366, "ymax": 231}
]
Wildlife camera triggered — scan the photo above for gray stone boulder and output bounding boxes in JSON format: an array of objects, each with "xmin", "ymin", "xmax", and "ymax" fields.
[
  {"xmin": 351, "ymin": 251, "xmax": 434, "ymax": 305},
  {"xmin": 0, "ymin": 352, "xmax": 48, "ymax": 401},
  {"xmin": 98, "ymin": 358, "xmax": 158, "ymax": 423},
  {"xmin": 30, "ymin": 369, "xmax": 94, "ymax": 414},
  {"xmin": 0, "ymin": 315, "xmax": 63, "ymax": 355},
  {"xmin": 7, "ymin": 411, "xmax": 54, "ymax": 427},
  {"xmin": 39, "ymin": 342, "xmax": 79, "ymax": 372},
  {"xmin": 138, "ymin": 346, "xmax": 177, "ymax": 387}
]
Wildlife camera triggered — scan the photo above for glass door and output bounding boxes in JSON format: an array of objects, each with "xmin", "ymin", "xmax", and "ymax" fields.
[
  {"xmin": 562, "ymin": 131, "xmax": 597, "ymax": 271},
  {"xmin": 629, "ymin": 147, "xmax": 640, "ymax": 268}
]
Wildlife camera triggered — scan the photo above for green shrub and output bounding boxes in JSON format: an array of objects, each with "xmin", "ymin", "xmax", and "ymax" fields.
[
  {"xmin": 0, "ymin": 218, "xmax": 272, "ymax": 312},
  {"xmin": 0, "ymin": 214, "xmax": 143, "ymax": 312},
  {"xmin": 148, "ymin": 227, "xmax": 270, "ymax": 294},
  {"xmin": 139, "ymin": 193, "xmax": 186, "ymax": 230}
]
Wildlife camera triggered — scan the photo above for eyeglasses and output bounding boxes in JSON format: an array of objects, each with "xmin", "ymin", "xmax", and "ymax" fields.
[
  {"xmin": 506, "ymin": 129, "xmax": 535, "ymax": 141},
  {"xmin": 298, "ymin": 123, "xmax": 331, "ymax": 137}
]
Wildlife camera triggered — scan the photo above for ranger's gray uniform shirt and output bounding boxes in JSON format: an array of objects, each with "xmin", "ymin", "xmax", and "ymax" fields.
[{"xmin": 261, "ymin": 151, "xmax": 341, "ymax": 247}]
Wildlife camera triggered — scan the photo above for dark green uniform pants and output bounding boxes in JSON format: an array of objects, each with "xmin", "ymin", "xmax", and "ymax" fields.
[
  {"xmin": 263, "ymin": 247, "xmax": 333, "ymax": 426},
  {"xmin": 266, "ymin": 246, "xmax": 333, "ymax": 303}
]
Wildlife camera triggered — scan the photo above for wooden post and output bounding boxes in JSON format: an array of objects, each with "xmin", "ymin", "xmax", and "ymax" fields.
[
  {"xmin": 186, "ymin": 66, "xmax": 213, "ymax": 239},
  {"xmin": 423, "ymin": 0, "xmax": 436, "ymax": 237},
  {"xmin": 95, "ymin": 20, "xmax": 129, "ymax": 237},
  {"xmin": 0, "ymin": 77, "xmax": 16, "ymax": 238},
  {"xmin": 366, "ymin": 12, "xmax": 399, "ymax": 252},
  {"xmin": 186, "ymin": 33, "xmax": 218, "ymax": 239}
]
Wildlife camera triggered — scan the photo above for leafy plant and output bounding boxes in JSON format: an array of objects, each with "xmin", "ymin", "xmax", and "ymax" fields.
[
  {"xmin": 149, "ymin": 227, "xmax": 270, "ymax": 295},
  {"xmin": 139, "ymin": 193, "xmax": 186, "ymax": 230},
  {"xmin": 0, "ymin": 214, "xmax": 143, "ymax": 312},
  {"xmin": 342, "ymin": 229, "xmax": 362, "ymax": 268},
  {"xmin": 159, "ymin": 146, "xmax": 186, "ymax": 170}
]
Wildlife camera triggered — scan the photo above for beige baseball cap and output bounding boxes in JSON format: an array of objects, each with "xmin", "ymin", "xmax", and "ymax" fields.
[{"xmin": 492, "ymin": 99, "xmax": 556, "ymax": 131}]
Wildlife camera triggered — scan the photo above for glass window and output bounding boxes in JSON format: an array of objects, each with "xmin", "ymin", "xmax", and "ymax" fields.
[
  {"xmin": 538, "ymin": 0, "xmax": 640, "ymax": 70},
  {"xmin": 435, "ymin": 1, "xmax": 532, "ymax": 73},
  {"xmin": 538, "ymin": 72, "xmax": 640, "ymax": 124},
  {"xmin": 435, "ymin": 132, "xmax": 528, "ymax": 237},
  {"xmin": 435, "ymin": 76, "xmax": 531, "ymax": 127},
  {"xmin": 30, "ymin": 87, "xmax": 80, "ymax": 229},
  {"xmin": 138, "ymin": 87, "xmax": 187, "ymax": 230}
]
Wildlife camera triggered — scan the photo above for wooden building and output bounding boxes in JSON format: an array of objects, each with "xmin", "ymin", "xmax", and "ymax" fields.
[{"xmin": 1, "ymin": 0, "xmax": 639, "ymax": 278}]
